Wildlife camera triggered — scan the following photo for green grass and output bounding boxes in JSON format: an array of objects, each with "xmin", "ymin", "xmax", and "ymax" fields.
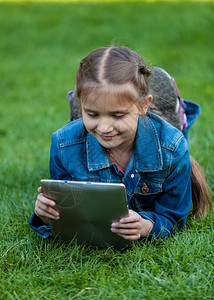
[{"xmin": 0, "ymin": 1, "xmax": 213, "ymax": 299}]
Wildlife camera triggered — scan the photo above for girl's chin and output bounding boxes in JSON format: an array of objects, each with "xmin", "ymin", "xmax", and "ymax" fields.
[{"xmin": 97, "ymin": 137, "xmax": 119, "ymax": 148}]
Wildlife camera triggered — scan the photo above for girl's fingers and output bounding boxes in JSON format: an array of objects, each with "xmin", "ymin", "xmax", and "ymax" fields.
[
  {"xmin": 119, "ymin": 210, "xmax": 141, "ymax": 224},
  {"xmin": 37, "ymin": 201, "xmax": 59, "ymax": 217},
  {"xmin": 35, "ymin": 193, "xmax": 59, "ymax": 219},
  {"xmin": 111, "ymin": 227, "xmax": 139, "ymax": 235},
  {"xmin": 111, "ymin": 221, "xmax": 139, "ymax": 229},
  {"xmin": 111, "ymin": 224, "xmax": 142, "ymax": 240},
  {"xmin": 111, "ymin": 210, "xmax": 144, "ymax": 240},
  {"xmin": 116, "ymin": 233, "xmax": 141, "ymax": 240},
  {"xmin": 38, "ymin": 187, "xmax": 43, "ymax": 193},
  {"xmin": 35, "ymin": 207, "xmax": 59, "ymax": 220},
  {"xmin": 37, "ymin": 193, "xmax": 55, "ymax": 207}
]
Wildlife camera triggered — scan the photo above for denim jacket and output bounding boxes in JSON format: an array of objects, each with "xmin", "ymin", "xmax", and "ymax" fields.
[{"xmin": 29, "ymin": 112, "xmax": 192, "ymax": 240}]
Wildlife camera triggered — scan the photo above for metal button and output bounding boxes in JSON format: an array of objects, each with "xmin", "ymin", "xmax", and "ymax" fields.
[
  {"xmin": 131, "ymin": 174, "xmax": 134, "ymax": 178},
  {"xmin": 141, "ymin": 182, "xmax": 149, "ymax": 194}
]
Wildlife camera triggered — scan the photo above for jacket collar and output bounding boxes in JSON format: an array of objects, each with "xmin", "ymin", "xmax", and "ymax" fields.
[
  {"xmin": 86, "ymin": 134, "xmax": 112, "ymax": 171},
  {"xmin": 86, "ymin": 115, "xmax": 163, "ymax": 172},
  {"xmin": 134, "ymin": 116, "xmax": 163, "ymax": 172}
]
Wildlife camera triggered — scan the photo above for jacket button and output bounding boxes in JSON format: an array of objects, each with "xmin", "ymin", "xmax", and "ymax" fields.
[{"xmin": 141, "ymin": 182, "xmax": 149, "ymax": 194}]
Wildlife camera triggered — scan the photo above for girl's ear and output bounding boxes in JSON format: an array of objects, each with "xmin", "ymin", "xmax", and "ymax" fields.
[{"xmin": 139, "ymin": 94, "xmax": 153, "ymax": 115}]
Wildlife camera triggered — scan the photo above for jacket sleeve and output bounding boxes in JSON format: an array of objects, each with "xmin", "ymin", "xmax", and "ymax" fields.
[
  {"xmin": 140, "ymin": 137, "xmax": 192, "ymax": 240},
  {"xmin": 49, "ymin": 131, "xmax": 72, "ymax": 180},
  {"xmin": 29, "ymin": 213, "xmax": 51, "ymax": 238},
  {"xmin": 29, "ymin": 132, "xmax": 71, "ymax": 238}
]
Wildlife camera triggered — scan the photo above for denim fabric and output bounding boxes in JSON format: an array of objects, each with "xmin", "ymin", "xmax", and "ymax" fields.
[
  {"xmin": 182, "ymin": 100, "xmax": 201, "ymax": 141},
  {"xmin": 29, "ymin": 112, "xmax": 192, "ymax": 241},
  {"xmin": 29, "ymin": 213, "xmax": 51, "ymax": 238}
]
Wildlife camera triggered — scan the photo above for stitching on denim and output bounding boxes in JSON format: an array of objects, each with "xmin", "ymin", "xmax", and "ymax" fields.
[
  {"xmin": 87, "ymin": 135, "xmax": 91, "ymax": 170},
  {"xmin": 160, "ymin": 141, "xmax": 175, "ymax": 151},
  {"xmin": 87, "ymin": 134, "xmax": 112, "ymax": 171},
  {"xmin": 146, "ymin": 117, "xmax": 162, "ymax": 168},
  {"xmin": 126, "ymin": 173, "xmax": 141, "ymax": 199},
  {"xmin": 56, "ymin": 130, "xmax": 66, "ymax": 172},
  {"xmin": 167, "ymin": 151, "xmax": 172, "ymax": 177},
  {"xmin": 59, "ymin": 138, "xmax": 86, "ymax": 148},
  {"xmin": 89, "ymin": 163, "xmax": 112, "ymax": 171},
  {"xmin": 107, "ymin": 167, "xmax": 112, "ymax": 182},
  {"xmin": 173, "ymin": 134, "xmax": 184, "ymax": 151},
  {"xmin": 126, "ymin": 189, "xmax": 132, "ymax": 197},
  {"xmin": 137, "ymin": 178, "xmax": 164, "ymax": 184}
]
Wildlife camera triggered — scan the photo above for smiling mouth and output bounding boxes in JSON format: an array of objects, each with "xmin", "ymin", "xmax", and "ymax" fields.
[{"xmin": 100, "ymin": 135, "xmax": 116, "ymax": 141}]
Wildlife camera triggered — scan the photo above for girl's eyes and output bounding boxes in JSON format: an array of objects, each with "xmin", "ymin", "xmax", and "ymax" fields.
[
  {"xmin": 87, "ymin": 113, "xmax": 125, "ymax": 119},
  {"xmin": 113, "ymin": 114, "xmax": 124, "ymax": 119},
  {"xmin": 87, "ymin": 113, "xmax": 98, "ymax": 118}
]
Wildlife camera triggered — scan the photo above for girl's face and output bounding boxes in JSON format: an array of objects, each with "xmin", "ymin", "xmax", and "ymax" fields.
[{"xmin": 82, "ymin": 91, "xmax": 151, "ymax": 153}]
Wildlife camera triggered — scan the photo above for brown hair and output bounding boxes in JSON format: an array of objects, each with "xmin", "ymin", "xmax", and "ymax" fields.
[
  {"xmin": 189, "ymin": 156, "xmax": 212, "ymax": 217},
  {"xmin": 76, "ymin": 45, "xmax": 151, "ymax": 105}
]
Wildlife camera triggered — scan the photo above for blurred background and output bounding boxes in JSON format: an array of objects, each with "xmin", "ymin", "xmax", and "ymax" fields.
[
  {"xmin": 0, "ymin": 1, "xmax": 213, "ymax": 299},
  {"xmin": 0, "ymin": 0, "xmax": 213, "ymax": 204}
]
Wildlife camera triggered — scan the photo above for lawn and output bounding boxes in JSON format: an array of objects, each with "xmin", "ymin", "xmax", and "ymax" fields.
[{"xmin": 0, "ymin": 0, "xmax": 213, "ymax": 299}]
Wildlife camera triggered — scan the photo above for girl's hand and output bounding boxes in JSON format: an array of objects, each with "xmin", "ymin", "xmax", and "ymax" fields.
[
  {"xmin": 35, "ymin": 187, "xmax": 59, "ymax": 224},
  {"xmin": 111, "ymin": 209, "xmax": 154, "ymax": 240}
]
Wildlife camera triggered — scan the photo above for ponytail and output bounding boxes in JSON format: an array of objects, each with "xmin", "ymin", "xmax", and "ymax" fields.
[
  {"xmin": 148, "ymin": 103, "xmax": 213, "ymax": 218},
  {"xmin": 189, "ymin": 156, "xmax": 213, "ymax": 218}
]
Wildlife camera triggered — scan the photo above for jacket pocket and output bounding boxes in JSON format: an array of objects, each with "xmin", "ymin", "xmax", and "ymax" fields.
[
  {"xmin": 135, "ymin": 180, "xmax": 163, "ymax": 196},
  {"xmin": 131, "ymin": 180, "xmax": 163, "ymax": 211}
]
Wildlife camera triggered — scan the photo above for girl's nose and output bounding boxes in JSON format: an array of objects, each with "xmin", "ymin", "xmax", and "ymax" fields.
[{"xmin": 97, "ymin": 117, "xmax": 113, "ymax": 134}]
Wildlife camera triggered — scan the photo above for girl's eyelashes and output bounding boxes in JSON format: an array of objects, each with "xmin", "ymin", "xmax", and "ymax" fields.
[
  {"xmin": 84, "ymin": 109, "xmax": 126, "ymax": 119},
  {"xmin": 88, "ymin": 114, "xmax": 125, "ymax": 119},
  {"xmin": 87, "ymin": 113, "xmax": 98, "ymax": 118},
  {"xmin": 113, "ymin": 114, "xmax": 125, "ymax": 119}
]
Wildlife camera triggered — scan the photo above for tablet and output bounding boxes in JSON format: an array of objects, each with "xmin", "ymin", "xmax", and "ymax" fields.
[{"xmin": 40, "ymin": 179, "xmax": 132, "ymax": 249}]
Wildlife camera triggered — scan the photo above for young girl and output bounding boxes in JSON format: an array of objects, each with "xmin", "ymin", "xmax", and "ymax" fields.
[{"xmin": 30, "ymin": 45, "xmax": 211, "ymax": 241}]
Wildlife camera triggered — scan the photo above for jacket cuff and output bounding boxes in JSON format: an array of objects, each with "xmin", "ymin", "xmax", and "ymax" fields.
[
  {"xmin": 138, "ymin": 211, "xmax": 155, "ymax": 224},
  {"xmin": 29, "ymin": 212, "xmax": 51, "ymax": 238}
]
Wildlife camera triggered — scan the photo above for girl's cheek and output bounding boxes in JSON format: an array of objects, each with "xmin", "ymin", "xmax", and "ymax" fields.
[{"xmin": 87, "ymin": 121, "xmax": 97, "ymax": 132}]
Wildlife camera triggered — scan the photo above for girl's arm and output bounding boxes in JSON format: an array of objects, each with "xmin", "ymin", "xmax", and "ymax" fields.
[
  {"xmin": 139, "ymin": 138, "xmax": 192, "ymax": 240},
  {"xmin": 29, "ymin": 132, "xmax": 70, "ymax": 237},
  {"xmin": 111, "ymin": 137, "xmax": 192, "ymax": 241}
]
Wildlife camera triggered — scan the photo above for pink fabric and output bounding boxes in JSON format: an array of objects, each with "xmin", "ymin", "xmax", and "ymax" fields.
[{"xmin": 118, "ymin": 167, "xmax": 125, "ymax": 175}]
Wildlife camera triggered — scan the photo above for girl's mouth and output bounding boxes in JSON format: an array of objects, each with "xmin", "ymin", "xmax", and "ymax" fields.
[{"xmin": 100, "ymin": 135, "xmax": 116, "ymax": 141}]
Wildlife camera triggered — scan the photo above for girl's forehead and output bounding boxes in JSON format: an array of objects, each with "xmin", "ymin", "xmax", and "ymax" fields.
[
  {"xmin": 81, "ymin": 84, "xmax": 139, "ymax": 111},
  {"xmin": 82, "ymin": 92, "xmax": 136, "ymax": 112}
]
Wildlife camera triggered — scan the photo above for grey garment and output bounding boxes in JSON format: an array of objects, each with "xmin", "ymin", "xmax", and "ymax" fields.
[
  {"xmin": 70, "ymin": 67, "xmax": 181, "ymax": 130},
  {"xmin": 148, "ymin": 67, "xmax": 181, "ymax": 130},
  {"xmin": 71, "ymin": 87, "xmax": 82, "ymax": 120}
]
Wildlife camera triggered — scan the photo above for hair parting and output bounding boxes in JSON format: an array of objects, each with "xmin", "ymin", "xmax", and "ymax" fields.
[{"xmin": 76, "ymin": 45, "xmax": 152, "ymax": 103}]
